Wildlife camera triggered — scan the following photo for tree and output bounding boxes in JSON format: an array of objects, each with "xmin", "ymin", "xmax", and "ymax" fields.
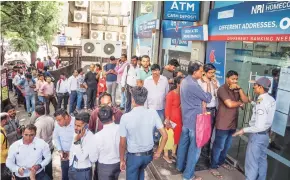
[{"xmin": 0, "ymin": 1, "xmax": 61, "ymax": 64}]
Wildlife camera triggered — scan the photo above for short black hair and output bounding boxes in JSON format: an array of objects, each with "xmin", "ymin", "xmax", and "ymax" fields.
[
  {"xmin": 98, "ymin": 92, "xmax": 112, "ymax": 105},
  {"xmin": 226, "ymin": 70, "xmax": 239, "ymax": 78},
  {"xmin": 24, "ymin": 124, "xmax": 37, "ymax": 133},
  {"xmin": 121, "ymin": 54, "xmax": 127, "ymax": 58},
  {"xmin": 141, "ymin": 55, "xmax": 150, "ymax": 60},
  {"xmin": 60, "ymin": 72, "xmax": 66, "ymax": 76},
  {"xmin": 151, "ymin": 64, "xmax": 160, "ymax": 71},
  {"xmin": 110, "ymin": 56, "xmax": 116, "ymax": 61},
  {"xmin": 1, "ymin": 114, "xmax": 8, "ymax": 121},
  {"xmin": 272, "ymin": 68, "xmax": 280, "ymax": 77},
  {"xmin": 168, "ymin": 59, "xmax": 180, "ymax": 67},
  {"xmin": 44, "ymin": 67, "xmax": 48, "ymax": 71},
  {"xmin": 25, "ymin": 74, "xmax": 32, "ymax": 79},
  {"xmin": 98, "ymin": 105, "xmax": 113, "ymax": 124},
  {"xmin": 131, "ymin": 55, "xmax": 138, "ymax": 60},
  {"xmin": 188, "ymin": 62, "xmax": 202, "ymax": 75},
  {"xmin": 54, "ymin": 108, "xmax": 69, "ymax": 118},
  {"xmin": 38, "ymin": 73, "xmax": 44, "ymax": 77},
  {"xmin": 75, "ymin": 112, "xmax": 90, "ymax": 124},
  {"xmin": 204, "ymin": 63, "xmax": 216, "ymax": 73},
  {"xmin": 77, "ymin": 68, "xmax": 83, "ymax": 74},
  {"xmin": 96, "ymin": 64, "xmax": 102, "ymax": 70},
  {"xmin": 131, "ymin": 86, "xmax": 148, "ymax": 105},
  {"xmin": 35, "ymin": 105, "xmax": 45, "ymax": 116},
  {"xmin": 4, "ymin": 104, "xmax": 15, "ymax": 112}
]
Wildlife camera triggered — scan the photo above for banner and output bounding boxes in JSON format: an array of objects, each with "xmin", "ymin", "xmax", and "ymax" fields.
[
  {"xmin": 206, "ymin": 41, "xmax": 226, "ymax": 85},
  {"xmin": 181, "ymin": 25, "xmax": 208, "ymax": 41},
  {"xmin": 208, "ymin": 1, "xmax": 290, "ymax": 42},
  {"xmin": 164, "ymin": 1, "xmax": 200, "ymax": 21}
]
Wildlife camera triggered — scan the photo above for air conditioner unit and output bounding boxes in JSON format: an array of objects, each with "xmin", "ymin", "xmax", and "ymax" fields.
[
  {"xmin": 81, "ymin": 39, "xmax": 102, "ymax": 57},
  {"xmin": 90, "ymin": 30, "xmax": 104, "ymax": 40},
  {"xmin": 101, "ymin": 40, "xmax": 122, "ymax": 58},
  {"xmin": 105, "ymin": 32, "xmax": 118, "ymax": 41},
  {"xmin": 75, "ymin": 1, "xmax": 88, "ymax": 8},
  {"xmin": 91, "ymin": 16, "xmax": 104, "ymax": 24},
  {"xmin": 74, "ymin": 11, "xmax": 87, "ymax": 23},
  {"xmin": 140, "ymin": 3, "xmax": 153, "ymax": 14},
  {"xmin": 107, "ymin": 17, "xmax": 119, "ymax": 26},
  {"xmin": 119, "ymin": 33, "xmax": 127, "ymax": 41}
]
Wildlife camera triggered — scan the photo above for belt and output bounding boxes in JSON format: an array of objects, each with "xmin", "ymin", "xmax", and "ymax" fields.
[
  {"xmin": 257, "ymin": 131, "xmax": 269, "ymax": 135},
  {"xmin": 128, "ymin": 149, "xmax": 153, "ymax": 156},
  {"xmin": 71, "ymin": 167, "xmax": 91, "ymax": 172}
]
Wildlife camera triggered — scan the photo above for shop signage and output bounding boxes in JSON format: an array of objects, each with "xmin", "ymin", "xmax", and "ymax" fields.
[
  {"xmin": 136, "ymin": 19, "xmax": 159, "ymax": 39},
  {"xmin": 181, "ymin": 25, "xmax": 208, "ymax": 41},
  {"xmin": 208, "ymin": 1, "xmax": 290, "ymax": 42},
  {"xmin": 170, "ymin": 38, "xmax": 188, "ymax": 46},
  {"xmin": 164, "ymin": 1, "xmax": 200, "ymax": 21},
  {"xmin": 206, "ymin": 41, "xmax": 226, "ymax": 85},
  {"xmin": 162, "ymin": 20, "xmax": 193, "ymax": 38},
  {"xmin": 58, "ymin": 35, "xmax": 66, "ymax": 45}
]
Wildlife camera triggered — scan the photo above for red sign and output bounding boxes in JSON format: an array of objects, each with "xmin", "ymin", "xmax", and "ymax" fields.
[{"xmin": 209, "ymin": 34, "xmax": 290, "ymax": 42}]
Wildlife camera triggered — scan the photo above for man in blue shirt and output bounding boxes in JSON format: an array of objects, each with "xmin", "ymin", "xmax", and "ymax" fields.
[
  {"xmin": 119, "ymin": 86, "xmax": 168, "ymax": 180},
  {"xmin": 53, "ymin": 109, "xmax": 75, "ymax": 180},
  {"xmin": 176, "ymin": 62, "xmax": 212, "ymax": 180},
  {"xmin": 104, "ymin": 56, "xmax": 118, "ymax": 105}
]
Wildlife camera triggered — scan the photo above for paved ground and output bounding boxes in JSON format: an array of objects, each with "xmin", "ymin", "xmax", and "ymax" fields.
[{"xmin": 9, "ymin": 91, "xmax": 245, "ymax": 180}]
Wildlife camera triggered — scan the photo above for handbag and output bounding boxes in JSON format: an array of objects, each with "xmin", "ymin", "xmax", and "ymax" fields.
[{"xmin": 196, "ymin": 107, "xmax": 212, "ymax": 148}]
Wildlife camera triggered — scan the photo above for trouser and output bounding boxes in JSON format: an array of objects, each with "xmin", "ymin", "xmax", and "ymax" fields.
[
  {"xmin": 245, "ymin": 133, "xmax": 269, "ymax": 180},
  {"xmin": 106, "ymin": 81, "xmax": 117, "ymax": 105},
  {"xmin": 125, "ymin": 85, "xmax": 132, "ymax": 113},
  {"xmin": 176, "ymin": 127, "xmax": 201, "ymax": 179},
  {"xmin": 61, "ymin": 160, "xmax": 69, "ymax": 180},
  {"xmin": 38, "ymin": 96, "xmax": 45, "ymax": 103},
  {"xmin": 97, "ymin": 162, "xmax": 120, "ymax": 180},
  {"xmin": 210, "ymin": 129, "xmax": 236, "ymax": 169},
  {"xmin": 87, "ymin": 88, "xmax": 97, "ymax": 109},
  {"xmin": 45, "ymin": 148, "xmax": 54, "ymax": 180},
  {"xmin": 69, "ymin": 91, "xmax": 77, "ymax": 114},
  {"xmin": 45, "ymin": 95, "xmax": 57, "ymax": 115},
  {"xmin": 153, "ymin": 109, "xmax": 165, "ymax": 143},
  {"xmin": 8, "ymin": 79, "xmax": 13, "ymax": 91},
  {"xmin": 1, "ymin": 163, "xmax": 11, "ymax": 180},
  {"xmin": 57, "ymin": 93, "xmax": 69, "ymax": 110},
  {"xmin": 16, "ymin": 88, "xmax": 25, "ymax": 105},
  {"xmin": 77, "ymin": 91, "xmax": 87, "ymax": 110},
  {"xmin": 25, "ymin": 94, "xmax": 35, "ymax": 113},
  {"xmin": 126, "ymin": 153, "xmax": 153, "ymax": 180},
  {"xmin": 14, "ymin": 170, "xmax": 50, "ymax": 180},
  {"xmin": 93, "ymin": 162, "xmax": 99, "ymax": 180},
  {"xmin": 68, "ymin": 166, "xmax": 92, "ymax": 180},
  {"xmin": 119, "ymin": 84, "xmax": 126, "ymax": 108}
]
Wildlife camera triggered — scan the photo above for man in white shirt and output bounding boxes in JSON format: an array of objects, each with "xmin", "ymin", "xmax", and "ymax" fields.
[
  {"xmin": 68, "ymin": 112, "xmax": 94, "ymax": 180},
  {"xmin": 53, "ymin": 109, "xmax": 75, "ymax": 180},
  {"xmin": 67, "ymin": 70, "xmax": 79, "ymax": 115},
  {"xmin": 34, "ymin": 105, "xmax": 55, "ymax": 179},
  {"xmin": 89, "ymin": 105, "xmax": 121, "ymax": 180},
  {"xmin": 56, "ymin": 73, "xmax": 69, "ymax": 111},
  {"xmin": 143, "ymin": 64, "xmax": 169, "ymax": 143},
  {"xmin": 121, "ymin": 55, "xmax": 139, "ymax": 112},
  {"xmin": 6, "ymin": 124, "xmax": 51, "ymax": 179}
]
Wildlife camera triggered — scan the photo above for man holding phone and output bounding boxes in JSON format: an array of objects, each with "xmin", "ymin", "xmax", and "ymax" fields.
[{"xmin": 68, "ymin": 112, "xmax": 94, "ymax": 180}]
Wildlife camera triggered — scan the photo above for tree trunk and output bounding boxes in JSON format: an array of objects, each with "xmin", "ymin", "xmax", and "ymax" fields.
[{"xmin": 30, "ymin": 51, "xmax": 37, "ymax": 65}]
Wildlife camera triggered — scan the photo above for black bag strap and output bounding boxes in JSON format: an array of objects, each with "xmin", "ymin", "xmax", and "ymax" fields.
[
  {"xmin": 125, "ymin": 65, "xmax": 130, "ymax": 87},
  {"xmin": 1, "ymin": 129, "xmax": 8, "ymax": 149}
]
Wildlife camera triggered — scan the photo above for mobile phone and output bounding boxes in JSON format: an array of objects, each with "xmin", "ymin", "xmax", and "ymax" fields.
[{"xmin": 78, "ymin": 124, "xmax": 88, "ymax": 134}]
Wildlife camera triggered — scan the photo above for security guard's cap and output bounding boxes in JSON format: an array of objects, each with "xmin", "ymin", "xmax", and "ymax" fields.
[{"xmin": 249, "ymin": 77, "xmax": 271, "ymax": 89}]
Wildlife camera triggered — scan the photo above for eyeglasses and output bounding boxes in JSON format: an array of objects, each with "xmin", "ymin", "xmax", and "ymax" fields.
[{"xmin": 23, "ymin": 134, "xmax": 35, "ymax": 137}]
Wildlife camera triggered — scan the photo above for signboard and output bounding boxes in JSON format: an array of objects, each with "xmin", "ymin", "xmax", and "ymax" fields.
[
  {"xmin": 164, "ymin": 1, "xmax": 200, "ymax": 21},
  {"xmin": 171, "ymin": 38, "xmax": 188, "ymax": 46},
  {"xmin": 181, "ymin": 25, "xmax": 208, "ymax": 41},
  {"xmin": 206, "ymin": 41, "xmax": 226, "ymax": 85},
  {"xmin": 208, "ymin": 1, "xmax": 290, "ymax": 42},
  {"xmin": 135, "ymin": 19, "xmax": 159, "ymax": 39},
  {"xmin": 162, "ymin": 20, "xmax": 194, "ymax": 38},
  {"xmin": 58, "ymin": 35, "xmax": 66, "ymax": 45}
]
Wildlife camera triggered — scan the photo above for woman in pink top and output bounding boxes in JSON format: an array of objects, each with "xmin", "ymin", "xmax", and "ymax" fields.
[
  {"xmin": 35, "ymin": 74, "xmax": 46, "ymax": 103},
  {"xmin": 40, "ymin": 76, "xmax": 57, "ymax": 115}
]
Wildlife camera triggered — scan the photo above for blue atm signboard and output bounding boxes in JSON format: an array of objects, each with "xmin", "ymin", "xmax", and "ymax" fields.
[
  {"xmin": 208, "ymin": 1, "xmax": 290, "ymax": 42},
  {"xmin": 181, "ymin": 25, "xmax": 208, "ymax": 41},
  {"xmin": 164, "ymin": 1, "xmax": 200, "ymax": 22}
]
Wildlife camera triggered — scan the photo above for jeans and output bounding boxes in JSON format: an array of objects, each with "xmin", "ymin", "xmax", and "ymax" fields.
[
  {"xmin": 38, "ymin": 96, "xmax": 45, "ymax": 103},
  {"xmin": 125, "ymin": 85, "xmax": 132, "ymax": 113},
  {"xmin": 245, "ymin": 133, "xmax": 269, "ymax": 180},
  {"xmin": 153, "ymin": 109, "xmax": 165, "ymax": 143},
  {"xmin": 69, "ymin": 91, "xmax": 77, "ymax": 114},
  {"xmin": 68, "ymin": 167, "xmax": 92, "ymax": 180},
  {"xmin": 57, "ymin": 93, "xmax": 69, "ymax": 110},
  {"xmin": 61, "ymin": 160, "xmax": 70, "ymax": 180},
  {"xmin": 119, "ymin": 84, "xmax": 126, "ymax": 108},
  {"xmin": 25, "ymin": 94, "xmax": 35, "ymax": 113},
  {"xmin": 176, "ymin": 127, "xmax": 201, "ymax": 179},
  {"xmin": 126, "ymin": 153, "xmax": 153, "ymax": 180},
  {"xmin": 210, "ymin": 129, "xmax": 236, "ymax": 169},
  {"xmin": 106, "ymin": 81, "xmax": 117, "ymax": 105},
  {"xmin": 77, "ymin": 91, "xmax": 87, "ymax": 110},
  {"xmin": 87, "ymin": 88, "xmax": 97, "ymax": 109}
]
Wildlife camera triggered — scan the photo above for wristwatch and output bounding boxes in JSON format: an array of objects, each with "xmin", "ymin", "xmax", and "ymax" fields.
[
  {"xmin": 37, "ymin": 164, "xmax": 42, "ymax": 169},
  {"xmin": 74, "ymin": 140, "xmax": 81, "ymax": 145}
]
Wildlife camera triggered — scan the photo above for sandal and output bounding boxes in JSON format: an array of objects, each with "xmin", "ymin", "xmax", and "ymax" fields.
[
  {"xmin": 163, "ymin": 156, "xmax": 172, "ymax": 163},
  {"xmin": 210, "ymin": 169, "xmax": 223, "ymax": 179},
  {"xmin": 221, "ymin": 164, "xmax": 235, "ymax": 171}
]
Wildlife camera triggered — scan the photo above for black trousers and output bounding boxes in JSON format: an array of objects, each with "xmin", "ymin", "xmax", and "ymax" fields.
[
  {"xmin": 8, "ymin": 79, "xmax": 13, "ymax": 91},
  {"xmin": 45, "ymin": 148, "xmax": 54, "ymax": 179},
  {"xmin": 97, "ymin": 162, "xmax": 120, "ymax": 180},
  {"xmin": 125, "ymin": 85, "xmax": 132, "ymax": 113},
  {"xmin": 57, "ymin": 93, "xmax": 69, "ymax": 110},
  {"xmin": 87, "ymin": 88, "xmax": 97, "ymax": 109},
  {"xmin": 45, "ymin": 95, "xmax": 57, "ymax": 115}
]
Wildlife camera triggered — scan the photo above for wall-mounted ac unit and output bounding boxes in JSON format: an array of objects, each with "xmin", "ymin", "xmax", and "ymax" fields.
[
  {"xmin": 119, "ymin": 33, "xmax": 127, "ymax": 41},
  {"xmin": 74, "ymin": 11, "xmax": 87, "ymax": 23},
  {"xmin": 90, "ymin": 30, "xmax": 104, "ymax": 40},
  {"xmin": 101, "ymin": 40, "xmax": 122, "ymax": 58},
  {"xmin": 81, "ymin": 40, "xmax": 122, "ymax": 58},
  {"xmin": 82, "ymin": 39, "xmax": 102, "ymax": 57},
  {"xmin": 91, "ymin": 16, "xmax": 104, "ymax": 25},
  {"xmin": 107, "ymin": 17, "xmax": 119, "ymax": 26},
  {"xmin": 140, "ymin": 3, "xmax": 153, "ymax": 14},
  {"xmin": 105, "ymin": 32, "xmax": 118, "ymax": 41},
  {"xmin": 75, "ymin": 1, "xmax": 88, "ymax": 8}
]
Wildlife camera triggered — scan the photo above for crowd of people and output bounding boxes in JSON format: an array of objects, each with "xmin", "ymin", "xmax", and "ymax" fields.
[{"xmin": 0, "ymin": 54, "xmax": 276, "ymax": 180}]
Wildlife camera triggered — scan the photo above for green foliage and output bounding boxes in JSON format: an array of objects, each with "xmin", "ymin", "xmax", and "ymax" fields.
[{"xmin": 1, "ymin": 1, "xmax": 61, "ymax": 53}]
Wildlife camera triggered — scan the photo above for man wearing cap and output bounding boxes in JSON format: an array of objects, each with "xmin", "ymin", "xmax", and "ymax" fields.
[{"xmin": 233, "ymin": 77, "xmax": 276, "ymax": 180}]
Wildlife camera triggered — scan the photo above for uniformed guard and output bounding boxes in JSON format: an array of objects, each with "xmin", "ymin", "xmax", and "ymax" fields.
[
  {"xmin": 233, "ymin": 77, "xmax": 276, "ymax": 180},
  {"xmin": 6, "ymin": 124, "xmax": 52, "ymax": 180}
]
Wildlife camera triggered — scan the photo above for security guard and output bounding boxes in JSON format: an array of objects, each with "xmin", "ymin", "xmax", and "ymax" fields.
[
  {"xmin": 6, "ymin": 124, "xmax": 51, "ymax": 180},
  {"xmin": 233, "ymin": 77, "xmax": 276, "ymax": 180}
]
